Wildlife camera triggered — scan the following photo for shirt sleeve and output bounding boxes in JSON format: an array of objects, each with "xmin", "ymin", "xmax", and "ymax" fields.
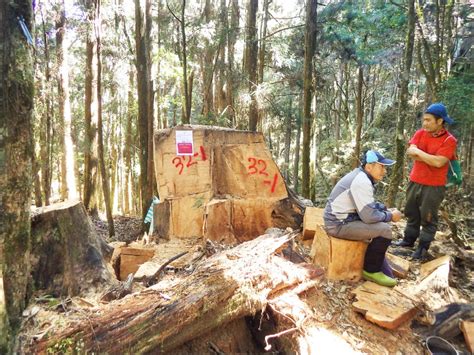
[
  {"xmin": 409, "ymin": 129, "xmax": 423, "ymax": 145},
  {"xmin": 437, "ymin": 135, "xmax": 457, "ymax": 160},
  {"xmin": 348, "ymin": 172, "xmax": 392, "ymax": 224}
]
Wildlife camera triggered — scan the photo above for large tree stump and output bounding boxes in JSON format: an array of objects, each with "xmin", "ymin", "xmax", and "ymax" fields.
[
  {"xmin": 30, "ymin": 200, "xmax": 115, "ymax": 298},
  {"xmin": 153, "ymin": 126, "xmax": 304, "ymax": 241},
  {"xmin": 23, "ymin": 231, "xmax": 323, "ymax": 354}
]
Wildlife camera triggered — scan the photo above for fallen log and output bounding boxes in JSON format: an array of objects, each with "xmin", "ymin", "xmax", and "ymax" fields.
[{"xmin": 23, "ymin": 231, "xmax": 323, "ymax": 354}]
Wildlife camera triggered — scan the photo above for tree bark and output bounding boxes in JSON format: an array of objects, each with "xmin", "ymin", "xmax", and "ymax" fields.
[
  {"xmin": 96, "ymin": 0, "xmax": 115, "ymax": 237},
  {"xmin": 39, "ymin": 5, "xmax": 52, "ymax": 206},
  {"xmin": 25, "ymin": 232, "xmax": 322, "ymax": 354},
  {"xmin": 353, "ymin": 65, "xmax": 364, "ymax": 168},
  {"xmin": 387, "ymin": 0, "xmax": 415, "ymax": 207},
  {"xmin": 56, "ymin": 0, "xmax": 78, "ymax": 200},
  {"xmin": 0, "ymin": 0, "xmax": 34, "ymax": 337},
  {"xmin": 124, "ymin": 71, "xmax": 134, "ymax": 215},
  {"xmin": 29, "ymin": 200, "xmax": 114, "ymax": 297},
  {"xmin": 83, "ymin": 0, "xmax": 100, "ymax": 214},
  {"xmin": 135, "ymin": 0, "xmax": 153, "ymax": 219},
  {"xmin": 293, "ymin": 106, "xmax": 301, "ymax": 193},
  {"xmin": 215, "ymin": 0, "xmax": 227, "ymax": 116},
  {"xmin": 226, "ymin": 0, "xmax": 239, "ymax": 126},
  {"xmin": 301, "ymin": 0, "xmax": 317, "ymax": 198},
  {"xmin": 245, "ymin": 0, "xmax": 258, "ymax": 131}
]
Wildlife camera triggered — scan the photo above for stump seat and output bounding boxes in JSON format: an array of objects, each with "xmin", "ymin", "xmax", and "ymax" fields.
[{"xmin": 305, "ymin": 207, "xmax": 367, "ymax": 282}]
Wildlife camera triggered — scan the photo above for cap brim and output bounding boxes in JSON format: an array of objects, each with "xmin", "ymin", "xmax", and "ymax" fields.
[
  {"xmin": 444, "ymin": 116, "xmax": 454, "ymax": 125},
  {"xmin": 378, "ymin": 158, "xmax": 395, "ymax": 166}
]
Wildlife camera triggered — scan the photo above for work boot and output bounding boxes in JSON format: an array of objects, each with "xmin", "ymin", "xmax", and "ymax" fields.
[
  {"xmin": 412, "ymin": 240, "xmax": 431, "ymax": 260},
  {"xmin": 381, "ymin": 257, "xmax": 394, "ymax": 278},
  {"xmin": 362, "ymin": 270, "xmax": 397, "ymax": 287},
  {"xmin": 393, "ymin": 239, "xmax": 415, "ymax": 248}
]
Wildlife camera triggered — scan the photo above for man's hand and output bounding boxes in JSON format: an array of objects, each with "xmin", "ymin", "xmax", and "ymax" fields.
[
  {"xmin": 389, "ymin": 208, "xmax": 402, "ymax": 222},
  {"xmin": 407, "ymin": 144, "xmax": 420, "ymax": 159}
]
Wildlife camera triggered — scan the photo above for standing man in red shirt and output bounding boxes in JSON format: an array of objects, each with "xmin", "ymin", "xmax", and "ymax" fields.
[{"xmin": 394, "ymin": 103, "xmax": 457, "ymax": 259}]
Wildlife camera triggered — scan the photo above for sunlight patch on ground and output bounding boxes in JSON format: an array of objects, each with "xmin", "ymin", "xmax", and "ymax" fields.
[{"xmin": 299, "ymin": 327, "xmax": 362, "ymax": 355}]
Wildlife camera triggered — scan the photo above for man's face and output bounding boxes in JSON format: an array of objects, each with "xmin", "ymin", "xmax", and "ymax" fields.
[
  {"xmin": 365, "ymin": 163, "xmax": 387, "ymax": 182},
  {"xmin": 422, "ymin": 113, "xmax": 444, "ymax": 133}
]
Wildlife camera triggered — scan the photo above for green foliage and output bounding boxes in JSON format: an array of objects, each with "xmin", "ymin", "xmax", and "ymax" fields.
[
  {"xmin": 47, "ymin": 337, "xmax": 85, "ymax": 354},
  {"xmin": 437, "ymin": 72, "xmax": 474, "ymax": 127}
]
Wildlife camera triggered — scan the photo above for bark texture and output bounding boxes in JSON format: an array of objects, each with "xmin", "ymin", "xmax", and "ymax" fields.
[
  {"xmin": 25, "ymin": 232, "xmax": 322, "ymax": 354},
  {"xmin": 0, "ymin": 0, "xmax": 34, "ymax": 335},
  {"xmin": 29, "ymin": 200, "xmax": 114, "ymax": 297}
]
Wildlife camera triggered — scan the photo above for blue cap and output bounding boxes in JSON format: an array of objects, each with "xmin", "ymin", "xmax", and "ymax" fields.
[
  {"xmin": 426, "ymin": 103, "xmax": 454, "ymax": 125},
  {"xmin": 365, "ymin": 150, "xmax": 395, "ymax": 166}
]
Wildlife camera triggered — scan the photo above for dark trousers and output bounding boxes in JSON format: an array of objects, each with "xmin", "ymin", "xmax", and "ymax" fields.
[
  {"xmin": 363, "ymin": 237, "xmax": 391, "ymax": 273},
  {"xmin": 404, "ymin": 181, "xmax": 445, "ymax": 243}
]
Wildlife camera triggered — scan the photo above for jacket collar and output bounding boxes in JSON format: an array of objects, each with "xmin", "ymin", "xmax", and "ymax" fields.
[{"xmin": 359, "ymin": 167, "xmax": 376, "ymax": 186}]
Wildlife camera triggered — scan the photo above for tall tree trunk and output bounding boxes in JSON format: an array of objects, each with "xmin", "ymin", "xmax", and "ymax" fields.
[
  {"xmin": 0, "ymin": 0, "xmax": 34, "ymax": 342},
  {"xmin": 146, "ymin": 0, "xmax": 155, "ymax": 212},
  {"xmin": 135, "ymin": 0, "xmax": 152, "ymax": 218},
  {"xmin": 40, "ymin": 5, "xmax": 52, "ymax": 206},
  {"xmin": 177, "ymin": 0, "xmax": 191, "ymax": 123},
  {"xmin": 301, "ymin": 0, "xmax": 317, "ymax": 198},
  {"xmin": 215, "ymin": 0, "xmax": 227, "ymax": 116},
  {"xmin": 293, "ymin": 104, "xmax": 302, "ymax": 193},
  {"xmin": 387, "ymin": 0, "xmax": 415, "ymax": 207},
  {"xmin": 96, "ymin": 0, "xmax": 115, "ymax": 237},
  {"xmin": 245, "ymin": 0, "xmax": 258, "ymax": 131},
  {"xmin": 83, "ymin": 0, "xmax": 100, "ymax": 215},
  {"xmin": 226, "ymin": 0, "xmax": 239, "ymax": 126},
  {"xmin": 353, "ymin": 65, "xmax": 364, "ymax": 168},
  {"xmin": 200, "ymin": 0, "xmax": 215, "ymax": 119},
  {"xmin": 283, "ymin": 99, "xmax": 293, "ymax": 184},
  {"xmin": 56, "ymin": 0, "xmax": 78, "ymax": 200},
  {"xmin": 124, "ymin": 71, "xmax": 133, "ymax": 215}
]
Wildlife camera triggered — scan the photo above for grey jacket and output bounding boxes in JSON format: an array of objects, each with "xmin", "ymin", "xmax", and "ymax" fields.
[{"xmin": 323, "ymin": 168, "xmax": 392, "ymax": 227}]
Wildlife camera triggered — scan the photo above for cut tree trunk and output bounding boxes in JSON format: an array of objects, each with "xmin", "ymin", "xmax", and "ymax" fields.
[
  {"xmin": 24, "ymin": 231, "xmax": 323, "ymax": 354},
  {"xmin": 30, "ymin": 200, "xmax": 115, "ymax": 298},
  {"xmin": 153, "ymin": 126, "xmax": 304, "ymax": 242}
]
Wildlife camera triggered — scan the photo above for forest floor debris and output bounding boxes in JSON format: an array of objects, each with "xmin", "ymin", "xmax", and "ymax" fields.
[{"xmin": 16, "ymin": 213, "xmax": 474, "ymax": 354}]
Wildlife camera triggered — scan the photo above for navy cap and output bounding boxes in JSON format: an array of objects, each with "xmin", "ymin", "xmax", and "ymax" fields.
[
  {"xmin": 364, "ymin": 150, "xmax": 395, "ymax": 166},
  {"xmin": 425, "ymin": 103, "xmax": 454, "ymax": 125}
]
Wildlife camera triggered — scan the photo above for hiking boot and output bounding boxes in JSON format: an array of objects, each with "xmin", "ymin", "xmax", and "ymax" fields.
[
  {"xmin": 381, "ymin": 258, "xmax": 394, "ymax": 278},
  {"xmin": 393, "ymin": 239, "xmax": 415, "ymax": 248},
  {"xmin": 412, "ymin": 240, "xmax": 431, "ymax": 260},
  {"xmin": 362, "ymin": 270, "xmax": 397, "ymax": 287}
]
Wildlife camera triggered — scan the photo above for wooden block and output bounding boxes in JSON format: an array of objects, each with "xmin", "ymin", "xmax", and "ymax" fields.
[
  {"xmin": 352, "ymin": 282, "xmax": 418, "ymax": 330},
  {"xmin": 460, "ymin": 321, "xmax": 474, "ymax": 353},
  {"xmin": 204, "ymin": 198, "xmax": 275, "ymax": 243},
  {"xmin": 120, "ymin": 248, "xmax": 155, "ymax": 280},
  {"xmin": 420, "ymin": 255, "xmax": 450, "ymax": 279},
  {"xmin": 169, "ymin": 194, "xmax": 209, "ymax": 238},
  {"xmin": 203, "ymin": 199, "xmax": 235, "ymax": 244},
  {"xmin": 154, "ymin": 200, "xmax": 170, "ymax": 238},
  {"xmin": 386, "ymin": 253, "xmax": 410, "ymax": 278},
  {"xmin": 311, "ymin": 229, "xmax": 368, "ymax": 281},
  {"xmin": 302, "ymin": 207, "xmax": 324, "ymax": 240}
]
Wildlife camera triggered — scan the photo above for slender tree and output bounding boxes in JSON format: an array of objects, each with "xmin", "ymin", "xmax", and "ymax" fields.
[
  {"xmin": 0, "ymin": 0, "xmax": 34, "ymax": 345},
  {"xmin": 245, "ymin": 0, "xmax": 258, "ymax": 131},
  {"xmin": 387, "ymin": 0, "xmax": 415, "ymax": 207},
  {"xmin": 226, "ymin": 0, "xmax": 239, "ymax": 126},
  {"xmin": 301, "ymin": 0, "xmax": 317, "ymax": 198},
  {"xmin": 82, "ymin": 0, "xmax": 100, "ymax": 214},
  {"xmin": 56, "ymin": 0, "xmax": 78, "ymax": 200},
  {"xmin": 96, "ymin": 0, "xmax": 115, "ymax": 236}
]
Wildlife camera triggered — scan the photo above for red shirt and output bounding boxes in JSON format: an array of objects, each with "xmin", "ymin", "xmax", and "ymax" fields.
[{"xmin": 409, "ymin": 129, "xmax": 457, "ymax": 186}]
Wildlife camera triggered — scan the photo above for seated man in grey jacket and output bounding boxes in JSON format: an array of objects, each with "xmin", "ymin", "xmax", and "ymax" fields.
[{"xmin": 323, "ymin": 150, "xmax": 402, "ymax": 287}]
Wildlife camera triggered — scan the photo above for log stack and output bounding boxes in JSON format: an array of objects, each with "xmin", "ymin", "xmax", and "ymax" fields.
[{"xmin": 153, "ymin": 126, "xmax": 303, "ymax": 243}]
